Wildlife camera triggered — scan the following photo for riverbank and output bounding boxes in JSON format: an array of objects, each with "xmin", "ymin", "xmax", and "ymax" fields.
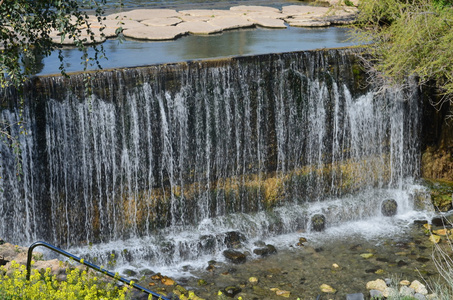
[
  {"xmin": 2, "ymin": 211, "xmax": 452, "ymax": 299},
  {"xmin": 158, "ymin": 221, "xmax": 444, "ymax": 299}
]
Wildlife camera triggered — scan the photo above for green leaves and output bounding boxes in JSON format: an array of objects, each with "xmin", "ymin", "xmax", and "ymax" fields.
[
  {"xmin": 0, "ymin": 0, "xmax": 108, "ymax": 89},
  {"xmin": 0, "ymin": 0, "xmax": 109, "ymax": 177},
  {"xmin": 355, "ymin": 0, "xmax": 453, "ymax": 99}
]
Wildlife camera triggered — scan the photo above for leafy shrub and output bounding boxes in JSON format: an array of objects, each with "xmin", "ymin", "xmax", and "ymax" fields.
[
  {"xmin": 0, "ymin": 261, "xmax": 134, "ymax": 300},
  {"xmin": 355, "ymin": 0, "xmax": 453, "ymax": 108}
]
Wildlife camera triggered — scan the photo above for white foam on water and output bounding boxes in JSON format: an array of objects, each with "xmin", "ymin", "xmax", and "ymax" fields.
[{"xmin": 66, "ymin": 184, "xmax": 435, "ymax": 280}]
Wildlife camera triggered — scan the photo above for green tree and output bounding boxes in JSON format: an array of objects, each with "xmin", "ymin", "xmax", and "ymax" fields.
[
  {"xmin": 0, "ymin": 0, "xmax": 113, "ymax": 88},
  {"xmin": 355, "ymin": 0, "xmax": 453, "ymax": 104},
  {"xmin": 0, "ymin": 0, "xmax": 115, "ymax": 175}
]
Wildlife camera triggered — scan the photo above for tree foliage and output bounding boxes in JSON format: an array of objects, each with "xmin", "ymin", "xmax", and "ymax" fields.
[
  {"xmin": 0, "ymin": 0, "xmax": 109, "ymax": 90},
  {"xmin": 0, "ymin": 0, "xmax": 113, "ymax": 178},
  {"xmin": 355, "ymin": 0, "xmax": 453, "ymax": 101}
]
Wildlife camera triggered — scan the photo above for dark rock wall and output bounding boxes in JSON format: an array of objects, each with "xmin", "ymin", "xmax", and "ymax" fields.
[{"xmin": 420, "ymin": 84, "xmax": 453, "ymax": 181}]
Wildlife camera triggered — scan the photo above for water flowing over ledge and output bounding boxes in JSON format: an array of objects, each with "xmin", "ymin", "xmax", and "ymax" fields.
[{"xmin": 0, "ymin": 49, "xmax": 422, "ymax": 265}]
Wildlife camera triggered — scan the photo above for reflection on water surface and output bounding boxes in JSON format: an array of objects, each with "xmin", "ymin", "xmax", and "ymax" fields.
[{"xmin": 38, "ymin": 26, "xmax": 355, "ymax": 75}]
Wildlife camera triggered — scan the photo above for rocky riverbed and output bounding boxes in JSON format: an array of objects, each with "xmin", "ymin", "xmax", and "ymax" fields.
[
  {"xmin": 165, "ymin": 223, "xmax": 445, "ymax": 299},
  {"xmin": 2, "ymin": 215, "xmax": 452, "ymax": 299}
]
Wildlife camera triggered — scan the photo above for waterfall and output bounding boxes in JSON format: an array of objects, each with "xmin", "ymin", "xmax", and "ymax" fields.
[{"xmin": 0, "ymin": 49, "xmax": 421, "ymax": 258}]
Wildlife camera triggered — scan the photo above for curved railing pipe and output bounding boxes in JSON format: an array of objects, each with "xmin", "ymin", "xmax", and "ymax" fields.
[{"xmin": 26, "ymin": 241, "xmax": 174, "ymax": 300}]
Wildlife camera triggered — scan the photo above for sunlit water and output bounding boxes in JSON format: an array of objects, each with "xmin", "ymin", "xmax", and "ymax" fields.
[
  {"xmin": 65, "ymin": 185, "xmax": 435, "ymax": 291},
  {"xmin": 33, "ymin": 0, "xmax": 356, "ymax": 75},
  {"xmin": 37, "ymin": 27, "xmax": 355, "ymax": 75},
  {"xmin": 65, "ymin": 185, "xmax": 441, "ymax": 298},
  {"xmin": 67, "ymin": 185, "xmax": 434, "ymax": 273}
]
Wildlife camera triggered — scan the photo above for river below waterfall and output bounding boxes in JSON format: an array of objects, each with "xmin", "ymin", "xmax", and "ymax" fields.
[
  {"xmin": 64, "ymin": 186, "xmax": 443, "ymax": 299},
  {"xmin": 182, "ymin": 223, "xmax": 440, "ymax": 299}
]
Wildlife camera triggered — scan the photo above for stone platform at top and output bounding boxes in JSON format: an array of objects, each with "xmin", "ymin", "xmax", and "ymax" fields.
[{"xmin": 53, "ymin": 2, "xmax": 358, "ymax": 44}]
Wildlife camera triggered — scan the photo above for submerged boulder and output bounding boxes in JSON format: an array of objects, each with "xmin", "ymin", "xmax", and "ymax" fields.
[
  {"xmin": 223, "ymin": 249, "xmax": 247, "ymax": 264},
  {"xmin": 122, "ymin": 268, "xmax": 137, "ymax": 277},
  {"xmin": 253, "ymin": 244, "xmax": 277, "ymax": 257},
  {"xmin": 346, "ymin": 293, "xmax": 364, "ymax": 300},
  {"xmin": 222, "ymin": 231, "xmax": 246, "ymax": 248},
  {"xmin": 411, "ymin": 189, "xmax": 435, "ymax": 211},
  {"xmin": 381, "ymin": 199, "xmax": 398, "ymax": 216},
  {"xmin": 222, "ymin": 286, "xmax": 242, "ymax": 297},
  {"xmin": 199, "ymin": 234, "xmax": 216, "ymax": 253},
  {"xmin": 432, "ymin": 193, "xmax": 453, "ymax": 212},
  {"xmin": 311, "ymin": 214, "xmax": 326, "ymax": 232},
  {"xmin": 275, "ymin": 289, "xmax": 291, "ymax": 297}
]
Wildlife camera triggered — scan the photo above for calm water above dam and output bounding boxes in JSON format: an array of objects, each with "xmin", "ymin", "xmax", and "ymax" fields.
[
  {"xmin": 34, "ymin": 0, "xmax": 356, "ymax": 75},
  {"xmin": 37, "ymin": 26, "xmax": 354, "ymax": 75}
]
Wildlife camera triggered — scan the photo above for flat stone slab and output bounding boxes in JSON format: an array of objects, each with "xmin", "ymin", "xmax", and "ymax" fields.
[
  {"xmin": 49, "ymin": 29, "xmax": 107, "ymax": 45},
  {"xmin": 245, "ymin": 11, "xmax": 289, "ymax": 19},
  {"xmin": 82, "ymin": 19, "xmax": 127, "ymax": 37},
  {"xmin": 230, "ymin": 5, "xmax": 280, "ymax": 13},
  {"xmin": 48, "ymin": 4, "xmax": 357, "ymax": 45},
  {"xmin": 116, "ymin": 19, "xmax": 149, "ymax": 29},
  {"xmin": 322, "ymin": 0, "xmax": 359, "ymax": 6},
  {"xmin": 107, "ymin": 9, "xmax": 180, "ymax": 21},
  {"xmin": 176, "ymin": 21, "xmax": 223, "ymax": 35},
  {"xmin": 178, "ymin": 15, "xmax": 213, "ymax": 22},
  {"xmin": 324, "ymin": 15, "xmax": 356, "ymax": 25},
  {"xmin": 248, "ymin": 17, "xmax": 287, "ymax": 29},
  {"xmin": 178, "ymin": 9, "xmax": 237, "ymax": 17},
  {"xmin": 282, "ymin": 5, "xmax": 330, "ymax": 17},
  {"xmin": 141, "ymin": 17, "xmax": 183, "ymax": 27},
  {"xmin": 123, "ymin": 26, "xmax": 188, "ymax": 40},
  {"xmin": 208, "ymin": 16, "xmax": 255, "ymax": 31}
]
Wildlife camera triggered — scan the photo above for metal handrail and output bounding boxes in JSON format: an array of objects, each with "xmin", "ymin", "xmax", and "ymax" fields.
[{"xmin": 26, "ymin": 241, "xmax": 173, "ymax": 300}]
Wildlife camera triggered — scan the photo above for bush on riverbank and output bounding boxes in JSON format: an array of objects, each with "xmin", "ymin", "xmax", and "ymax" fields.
[
  {"xmin": 0, "ymin": 261, "xmax": 132, "ymax": 300},
  {"xmin": 355, "ymin": 0, "xmax": 453, "ymax": 110},
  {"xmin": 429, "ymin": 223, "xmax": 453, "ymax": 299}
]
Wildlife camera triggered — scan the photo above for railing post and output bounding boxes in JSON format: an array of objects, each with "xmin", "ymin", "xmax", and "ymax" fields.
[{"xmin": 26, "ymin": 241, "xmax": 174, "ymax": 300}]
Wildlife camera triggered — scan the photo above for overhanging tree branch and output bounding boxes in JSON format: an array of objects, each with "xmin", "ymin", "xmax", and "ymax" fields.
[{"xmin": 0, "ymin": 0, "xmax": 109, "ymax": 177}]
